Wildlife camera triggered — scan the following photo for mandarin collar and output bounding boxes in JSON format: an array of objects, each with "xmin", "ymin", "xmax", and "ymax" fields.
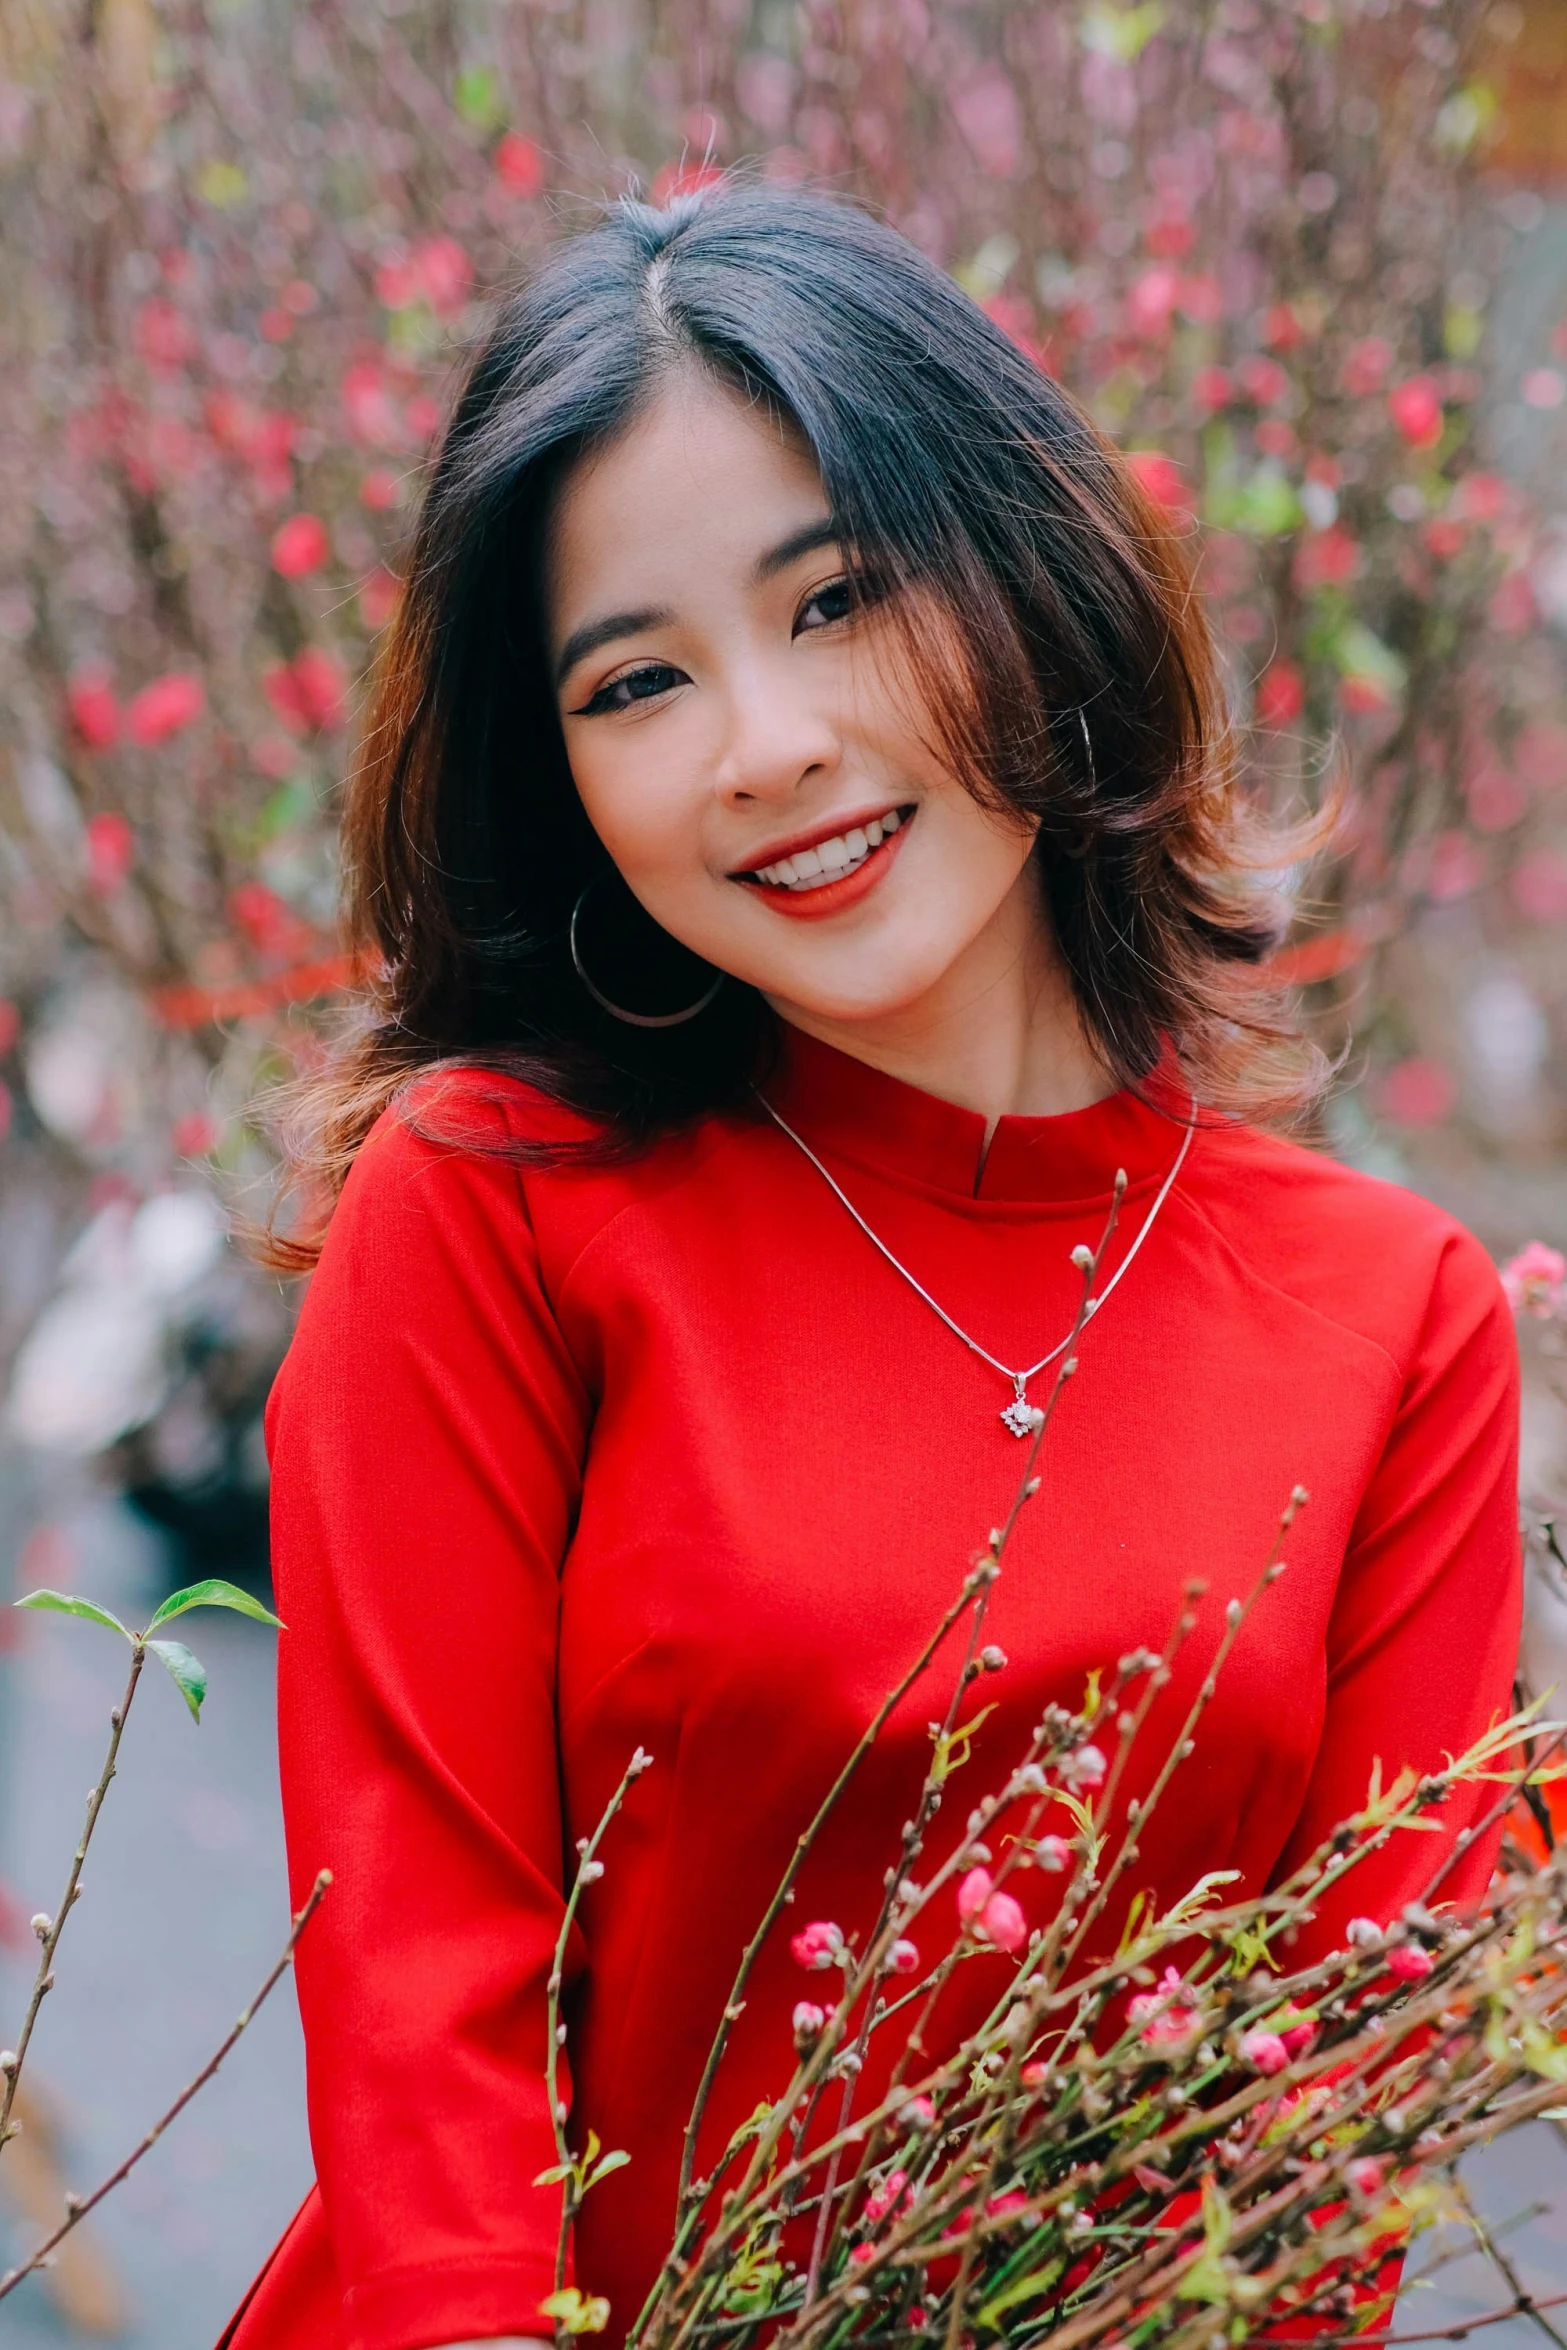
[{"xmin": 761, "ymin": 1024, "xmax": 1196, "ymax": 1206}]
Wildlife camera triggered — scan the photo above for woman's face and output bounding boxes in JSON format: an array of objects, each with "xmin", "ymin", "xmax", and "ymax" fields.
[{"xmin": 544, "ymin": 369, "xmax": 1046, "ymax": 1030}]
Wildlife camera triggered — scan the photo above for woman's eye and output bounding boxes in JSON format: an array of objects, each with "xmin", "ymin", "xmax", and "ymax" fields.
[
  {"xmin": 576, "ymin": 662, "xmax": 685, "ymax": 716},
  {"xmin": 795, "ymin": 576, "xmax": 857, "ymax": 634}
]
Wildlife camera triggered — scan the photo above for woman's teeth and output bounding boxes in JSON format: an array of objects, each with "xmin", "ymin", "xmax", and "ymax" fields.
[{"xmin": 752, "ymin": 808, "xmax": 904, "ymax": 891}]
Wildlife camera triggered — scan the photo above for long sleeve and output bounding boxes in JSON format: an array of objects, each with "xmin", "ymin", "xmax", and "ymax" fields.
[
  {"xmin": 1268, "ymin": 1222, "xmax": 1523, "ymax": 1966},
  {"xmin": 268, "ymin": 1090, "xmax": 593, "ymax": 2350}
]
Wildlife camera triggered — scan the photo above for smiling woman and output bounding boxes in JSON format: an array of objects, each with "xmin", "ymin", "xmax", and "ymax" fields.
[{"xmin": 231, "ymin": 182, "xmax": 1521, "ymax": 2350}]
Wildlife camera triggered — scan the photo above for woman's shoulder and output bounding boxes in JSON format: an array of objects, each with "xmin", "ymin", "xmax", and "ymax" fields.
[{"xmin": 1189, "ymin": 1116, "xmax": 1511, "ymax": 1372}]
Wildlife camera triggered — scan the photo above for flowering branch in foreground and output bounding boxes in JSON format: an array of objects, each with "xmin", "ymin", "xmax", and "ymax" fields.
[{"xmin": 540, "ymin": 1223, "xmax": 1567, "ymax": 2350}]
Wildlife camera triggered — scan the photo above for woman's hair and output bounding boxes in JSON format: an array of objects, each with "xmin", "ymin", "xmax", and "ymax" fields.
[{"xmin": 268, "ymin": 177, "xmax": 1330, "ymax": 1266}]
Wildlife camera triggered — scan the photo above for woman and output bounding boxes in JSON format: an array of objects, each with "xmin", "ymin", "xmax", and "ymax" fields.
[{"xmin": 222, "ymin": 183, "xmax": 1521, "ymax": 2350}]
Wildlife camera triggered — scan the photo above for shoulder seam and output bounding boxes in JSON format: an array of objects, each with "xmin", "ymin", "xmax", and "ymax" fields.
[{"xmin": 1172, "ymin": 1181, "xmax": 1407, "ymax": 1385}]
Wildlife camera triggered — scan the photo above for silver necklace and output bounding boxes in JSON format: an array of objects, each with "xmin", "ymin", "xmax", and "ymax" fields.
[{"xmin": 753, "ymin": 1085, "xmax": 1198, "ymax": 1437}]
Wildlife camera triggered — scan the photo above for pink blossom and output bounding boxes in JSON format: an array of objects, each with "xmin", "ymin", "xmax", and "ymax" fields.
[
  {"xmin": 1512, "ymin": 848, "xmax": 1567, "ymax": 924},
  {"xmin": 271, "ymin": 513, "xmax": 330, "ymax": 579},
  {"xmin": 849, "ymin": 2240, "xmax": 876, "ymax": 2265},
  {"xmin": 1238, "ymin": 2029, "xmax": 1289, "ymax": 2076},
  {"xmin": 85, "ymin": 812, "xmax": 134, "ymax": 896},
  {"xmin": 493, "ymin": 131, "xmax": 545, "ymax": 196},
  {"xmin": 1501, "ymin": 1242, "xmax": 1567, "ymax": 1319},
  {"xmin": 1068, "ymin": 1743, "xmax": 1107, "ymax": 1791},
  {"xmin": 1191, "ymin": 365, "xmax": 1233, "ymax": 411},
  {"xmin": 981, "ymin": 1891, "xmax": 1027, "ymax": 1953},
  {"xmin": 790, "ymin": 1919, "xmax": 843, "ymax": 1971},
  {"xmin": 125, "ymin": 671, "xmax": 204, "ymax": 745},
  {"xmin": 68, "ymin": 669, "xmax": 120, "ymax": 751},
  {"xmin": 1020, "ymin": 2061, "xmax": 1050, "ymax": 2089},
  {"xmin": 1237, "ymin": 354, "xmax": 1288, "ymax": 406},
  {"xmin": 1345, "ymin": 2156, "xmax": 1385, "ymax": 2197},
  {"xmin": 1125, "ymin": 267, "xmax": 1179, "ymax": 339},
  {"xmin": 986, "ymin": 2191, "xmax": 1030, "ymax": 2223},
  {"xmin": 1389, "ymin": 377, "xmax": 1444, "ymax": 449},
  {"xmin": 1386, "ymin": 1942, "xmax": 1434, "ymax": 1983},
  {"xmin": 1379, "ymin": 1058, "xmax": 1455, "ymax": 1129},
  {"xmin": 863, "ymin": 2168, "xmax": 909, "ymax": 2225},
  {"xmin": 957, "ymin": 1867, "xmax": 994, "ymax": 1926},
  {"xmin": 1125, "ymin": 452, "xmax": 1190, "ymax": 513},
  {"xmin": 265, "ymin": 648, "xmax": 348, "ymax": 736},
  {"xmin": 1342, "ymin": 336, "xmax": 1394, "ymax": 397},
  {"xmin": 136, "ymin": 297, "xmax": 195, "ymax": 373},
  {"xmin": 173, "ymin": 1112, "xmax": 218, "ymax": 1157},
  {"xmin": 1294, "ymin": 525, "xmax": 1361, "ymax": 593},
  {"xmin": 900, "ymin": 2094, "xmax": 935, "ymax": 2129},
  {"xmin": 1036, "ymin": 1834, "xmax": 1070, "ymax": 1872},
  {"xmin": 415, "ymin": 235, "xmax": 473, "ymax": 320},
  {"xmin": 888, "ymin": 1938, "xmax": 920, "ymax": 1974},
  {"xmin": 229, "ymin": 879, "xmax": 312, "ymax": 961},
  {"xmin": 1279, "ymin": 2022, "xmax": 1316, "ymax": 2060},
  {"xmin": 1256, "ymin": 661, "xmax": 1304, "ymax": 728},
  {"xmin": 1129, "ymin": 1965, "xmax": 1200, "ymax": 2048}
]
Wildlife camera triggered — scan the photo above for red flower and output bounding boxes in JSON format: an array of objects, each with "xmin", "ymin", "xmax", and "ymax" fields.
[
  {"xmin": 494, "ymin": 131, "xmax": 545, "ymax": 196},
  {"xmin": 1386, "ymin": 1942, "xmax": 1434, "ymax": 1982},
  {"xmin": 125, "ymin": 671, "xmax": 205, "ymax": 745},
  {"xmin": 1341, "ymin": 336, "xmax": 1394, "ymax": 397},
  {"xmin": 68, "ymin": 669, "xmax": 120, "ymax": 751},
  {"xmin": 415, "ymin": 235, "xmax": 473, "ymax": 319},
  {"xmin": 1191, "ymin": 366, "xmax": 1233, "ymax": 412},
  {"xmin": 271, "ymin": 513, "xmax": 331, "ymax": 579},
  {"xmin": 1293, "ymin": 526, "xmax": 1361, "ymax": 593},
  {"xmin": 1236, "ymin": 354, "xmax": 1288, "ymax": 406},
  {"xmin": 1256, "ymin": 661, "xmax": 1304, "ymax": 728},
  {"xmin": 229, "ymin": 880, "xmax": 313, "ymax": 961},
  {"xmin": 1389, "ymin": 376, "xmax": 1444, "ymax": 450},
  {"xmin": 1126, "ymin": 451, "xmax": 1190, "ymax": 512},
  {"xmin": 85, "ymin": 812, "xmax": 134, "ymax": 896},
  {"xmin": 265, "ymin": 648, "xmax": 348, "ymax": 735}
]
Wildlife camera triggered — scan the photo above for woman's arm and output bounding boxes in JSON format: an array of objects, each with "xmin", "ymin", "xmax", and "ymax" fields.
[
  {"xmin": 1268, "ymin": 1220, "xmax": 1523, "ymax": 1964},
  {"xmin": 270, "ymin": 1086, "xmax": 594, "ymax": 2350}
]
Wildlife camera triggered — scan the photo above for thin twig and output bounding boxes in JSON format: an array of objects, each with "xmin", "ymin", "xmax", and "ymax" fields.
[
  {"xmin": 0, "ymin": 1869, "xmax": 330, "ymax": 2303},
  {"xmin": 0, "ymin": 1646, "xmax": 146, "ymax": 2152}
]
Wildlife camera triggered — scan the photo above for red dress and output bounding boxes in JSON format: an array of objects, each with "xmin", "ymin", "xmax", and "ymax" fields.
[{"xmin": 221, "ymin": 1027, "xmax": 1521, "ymax": 2350}]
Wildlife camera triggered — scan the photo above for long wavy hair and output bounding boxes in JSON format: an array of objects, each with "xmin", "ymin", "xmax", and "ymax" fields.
[{"xmin": 266, "ymin": 177, "xmax": 1331, "ymax": 1268}]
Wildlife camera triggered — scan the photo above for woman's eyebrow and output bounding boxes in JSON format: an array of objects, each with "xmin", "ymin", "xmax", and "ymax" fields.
[
  {"xmin": 555, "ymin": 604, "xmax": 673, "ymax": 687},
  {"xmin": 753, "ymin": 517, "xmax": 842, "ymax": 582}
]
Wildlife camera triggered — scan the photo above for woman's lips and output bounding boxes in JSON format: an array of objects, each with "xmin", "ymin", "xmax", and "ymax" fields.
[{"xmin": 736, "ymin": 808, "xmax": 913, "ymax": 921}]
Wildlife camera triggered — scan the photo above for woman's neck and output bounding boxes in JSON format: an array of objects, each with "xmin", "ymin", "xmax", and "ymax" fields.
[{"xmin": 766, "ymin": 870, "xmax": 1117, "ymax": 1140}]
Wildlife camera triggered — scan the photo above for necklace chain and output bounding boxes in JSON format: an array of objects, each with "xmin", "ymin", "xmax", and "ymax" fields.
[{"xmin": 752, "ymin": 1084, "xmax": 1198, "ymax": 1433}]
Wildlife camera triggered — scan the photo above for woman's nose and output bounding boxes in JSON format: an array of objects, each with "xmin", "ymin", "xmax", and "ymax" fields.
[{"xmin": 710, "ymin": 662, "xmax": 843, "ymax": 808}]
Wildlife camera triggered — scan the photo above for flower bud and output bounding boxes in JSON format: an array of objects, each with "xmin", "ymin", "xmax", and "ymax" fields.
[
  {"xmin": 792, "ymin": 2001, "xmax": 827, "ymax": 2049},
  {"xmin": 957, "ymin": 1867, "xmax": 995, "ymax": 1926},
  {"xmin": 1386, "ymin": 1941, "xmax": 1433, "ymax": 1982},
  {"xmin": 790, "ymin": 1919, "xmax": 844, "ymax": 1970},
  {"xmin": 900, "ymin": 2094, "xmax": 936, "ymax": 2129},
  {"xmin": 29, "ymin": 1916, "xmax": 49, "ymax": 1941},
  {"xmin": 1346, "ymin": 1916, "xmax": 1383, "ymax": 1948},
  {"xmin": 981, "ymin": 1890, "xmax": 1027, "ymax": 1953},
  {"xmin": 888, "ymin": 1938, "xmax": 920, "ymax": 1975},
  {"xmin": 979, "ymin": 1645, "xmax": 1008, "ymax": 1674},
  {"xmin": 1238, "ymin": 2029, "xmax": 1289, "ymax": 2076},
  {"xmin": 1068, "ymin": 1744, "xmax": 1107, "ymax": 1791},
  {"xmin": 1036, "ymin": 1834, "xmax": 1070, "ymax": 1872}
]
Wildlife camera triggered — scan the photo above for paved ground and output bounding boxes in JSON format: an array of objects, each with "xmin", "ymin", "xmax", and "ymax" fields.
[{"xmin": 1, "ymin": 1471, "xmax": 1565, "ymax": 2347}]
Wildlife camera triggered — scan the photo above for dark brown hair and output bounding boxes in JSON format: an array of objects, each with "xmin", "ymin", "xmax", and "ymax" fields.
[{"xmin": 269, "ymin": 179, "xmax": 1328, "ymax": 1266}]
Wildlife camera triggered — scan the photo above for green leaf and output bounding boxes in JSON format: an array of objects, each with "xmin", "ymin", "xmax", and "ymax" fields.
[
  {"xmin": 147, "ymin": 1579, "xmax": 284, "ymax": 1632},
  {"xmin": 15, "ymin": 1590, "xmax": 132, "ymax": 1640},
  {"xmin": 453, "ymin": 65, "xmax": 506, "ymax": 130},
  {"xmin": 148, "ymin": 1639, "xmax": 208, "ymax": 1723},
  {"xmin": 1080, "ymin": 2, "xmax": 1165, "ymax": 61},
  {"xmin": 532, "ymin": 2160, "xmax": 574, "ymax": 2186},
  {"xmin": 539, "ymin": 2287, "xmax": 611, "ymax": 2334},
  {"xmin": 587, "ymin": 2147, "xmax": 630, "ymax": 2186}
]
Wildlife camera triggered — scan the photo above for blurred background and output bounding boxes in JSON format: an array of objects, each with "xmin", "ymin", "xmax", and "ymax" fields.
[{"xmin": 3, "ymin": 0, "xmax": 1567, "ymax": 2337}]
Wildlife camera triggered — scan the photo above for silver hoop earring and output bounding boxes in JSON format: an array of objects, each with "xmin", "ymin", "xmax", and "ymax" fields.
[{"xmin": 569, "ymin": 874, "xmax": 726, "ymax": 1029}]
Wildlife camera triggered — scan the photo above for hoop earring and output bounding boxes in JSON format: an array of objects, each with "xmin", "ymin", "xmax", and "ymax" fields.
[{"xmin": 569, "ymin": 874, "xmax": 726, "ymax": 1029}]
